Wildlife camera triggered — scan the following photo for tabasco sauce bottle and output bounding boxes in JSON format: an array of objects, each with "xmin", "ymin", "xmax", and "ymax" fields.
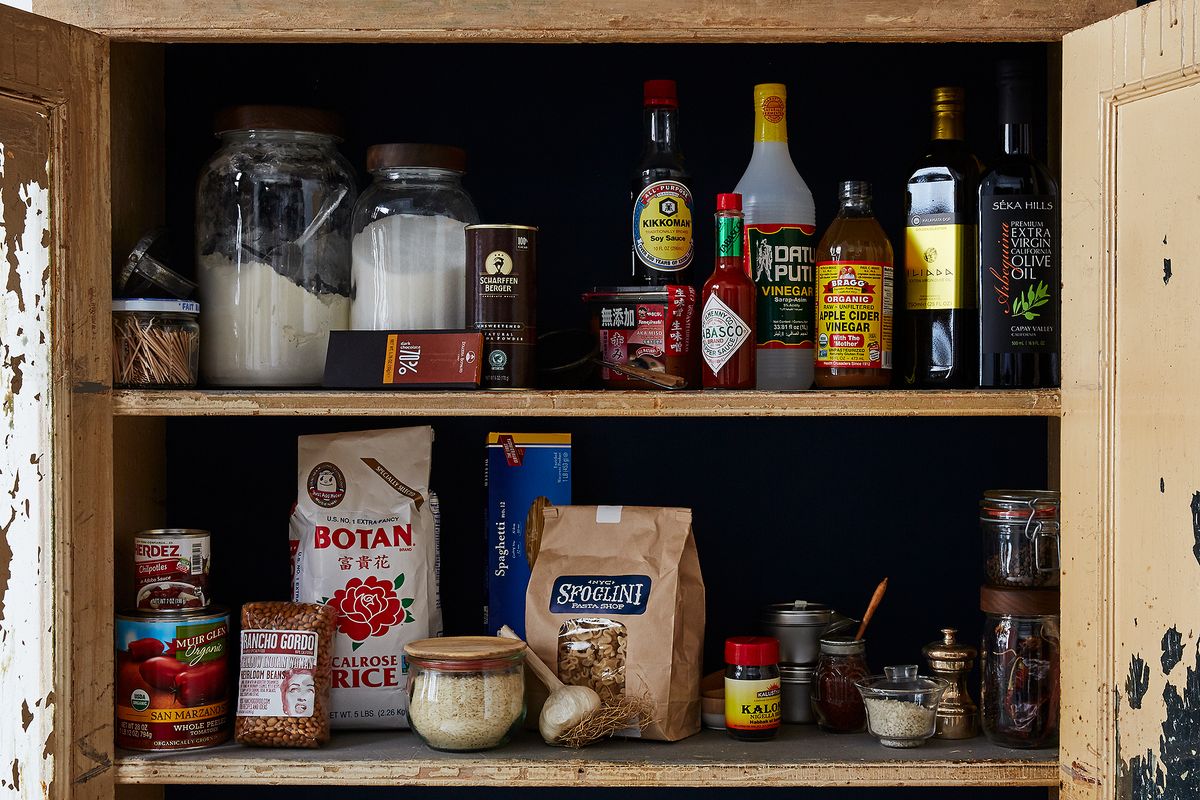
[{"xmin": 702, "ymin": 193, "xmax": 756, "ymax": 389}]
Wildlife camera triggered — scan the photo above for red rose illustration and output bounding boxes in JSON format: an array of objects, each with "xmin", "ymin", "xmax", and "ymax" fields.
[{"xmin": 330, "ymin": 575, "xmax": 405, "ymax": 646}]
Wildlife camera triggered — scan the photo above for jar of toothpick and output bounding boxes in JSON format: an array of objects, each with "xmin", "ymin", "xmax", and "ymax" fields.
[{"xmin": 112, "ymin": 299, "xmax": 200, "ymax": 388}]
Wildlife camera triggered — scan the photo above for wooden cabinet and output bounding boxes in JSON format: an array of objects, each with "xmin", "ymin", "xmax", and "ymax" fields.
[{"xmin": 3, "ymin": 2, "xmax": 1197, "ymax": 799}]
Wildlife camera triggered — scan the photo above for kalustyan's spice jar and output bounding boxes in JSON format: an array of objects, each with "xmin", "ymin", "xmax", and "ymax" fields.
[
  {"xmin": 981, "ymin": 490, "xmax": 1060, "ymax": 588},
  {"xmin": 980, "ymin": 587, "xmax": 1060, "ymax": 749},
  {"xmin": 812, "ymin": 636, "xmax": 869, "ymax": 733},
  {"xmin": 404, "ymin": 636, "xmax": 527, "ymax": 752},
  {"xmin": 724, "ymin": 636, "xmax": 781, "ymax": 741},
  {"xmin": 196, "ymin": 105, "xmax": 356, "ymax": 387},
  {"xmin": 350, "ymin": 144, "xmax": 479, "ymax": 331}
]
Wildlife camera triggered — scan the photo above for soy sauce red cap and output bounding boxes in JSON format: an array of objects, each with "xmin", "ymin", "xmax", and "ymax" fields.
[
  {"xmin": 725, "ymin": 636, "xmax": 780, "ymax": 666},
  {"xmin": 717, "ymin": 193, "xmax": 742, "ymax": 211},
  {"xmin": 644, "ymin": 79, "xmax": 678, "ymax": 108}
]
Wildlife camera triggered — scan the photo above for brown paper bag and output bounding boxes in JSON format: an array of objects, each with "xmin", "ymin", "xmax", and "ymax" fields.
[{"xmin": 526, "ymin": 505, "xmax": 704, "ymax": 741}]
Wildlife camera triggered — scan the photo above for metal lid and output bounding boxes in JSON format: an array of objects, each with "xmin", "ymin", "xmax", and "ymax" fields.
[
  {"xmin": 117, "ymin": 604, "xmax": 228, "ymax": 621},
  {"xmin": 922, "ymin": 628, "xmax": 977, "ymax": 664},
  {"xmin": 762, "ymin": 600, "xmax": 835, "ymax": 627},
  {"xmin": 779, "ymin": 664, "xmax": 815, "ymax": 683},
  {"xmin": 465, "ymin": 224, "xmax": 538, "ymax": 231},
  {"xmin": 112, "ymin": 298, "xmax": 200, "ymax": 315},
  {"xmin": 980, "ymin": 586, "xmax": 1060, "ymax": 616},
  {"xmin": 116, "ymin": 230, "xmax": 197, "ymax": 300},
  {"xmin": 819, "ymin": 635, "xmax": 865, "ymax": 655},
  {"xmin": 367, "ymin": 143, "xmax": 466, "ymax": 173},
  {"xmin": 214, "ymin": 105, "xmax": 342, "ymax": 138},
  {"xmin": 136, "ymin": 528, "xmax": 210, "ymax": 538}
]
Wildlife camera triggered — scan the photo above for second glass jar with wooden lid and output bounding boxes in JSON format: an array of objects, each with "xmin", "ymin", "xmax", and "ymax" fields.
[{"xmin": 350, "ymin": 144, "xmax": 479, "ymax": 331}]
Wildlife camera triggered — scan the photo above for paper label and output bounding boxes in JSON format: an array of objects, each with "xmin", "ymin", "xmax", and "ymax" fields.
[
  {"xmin": 815, "ymin": 261, "xmax": 893, "ymax": 369},
  {"xmin": 237, "ymin": 629, "xmax": 320, "ymax": 718}
]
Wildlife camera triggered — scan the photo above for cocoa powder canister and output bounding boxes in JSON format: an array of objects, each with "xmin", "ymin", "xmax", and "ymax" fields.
[{"xmin": 466, "ymin": 225, "xmax": 537, "ymax": 389}]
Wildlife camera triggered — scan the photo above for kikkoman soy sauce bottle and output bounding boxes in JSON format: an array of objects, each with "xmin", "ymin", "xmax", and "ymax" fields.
[
  {"xmin": 631, "ymin": 79, "xmax": 695, "ymax": 285},
  {"xmin": 814, "ymin": 181, "xmax": 894, "ymax": 388}
]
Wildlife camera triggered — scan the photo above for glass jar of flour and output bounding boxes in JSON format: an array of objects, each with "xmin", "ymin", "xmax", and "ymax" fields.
[
  {"xmin": 350, "ymin": 144, "xmax": 479, "ymax": 331},
  {"xmin": 196, "ymin": 106, "xmax": 355, "ymax": 386}
]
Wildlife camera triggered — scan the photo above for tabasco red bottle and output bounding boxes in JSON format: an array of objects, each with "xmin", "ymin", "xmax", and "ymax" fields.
[{"xmin": 702, "ymin": 193, "xmax": 756, "ymax": 389}]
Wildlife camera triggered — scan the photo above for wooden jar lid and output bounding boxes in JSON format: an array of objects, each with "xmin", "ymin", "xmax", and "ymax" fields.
[
  {"xmin": 980, "ymin": 586, "xmax": 1060, "ymax": 616},
  {"xmin": 404, "ymin": 635, "xmax": 526, "ymax": 661}
]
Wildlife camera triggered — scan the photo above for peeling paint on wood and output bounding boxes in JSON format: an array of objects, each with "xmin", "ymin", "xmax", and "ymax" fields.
[
  {"xmin": 1161, "ymin": 627, "xmax": 1184, "ymax": 675},
  {"xmin": 1163, "ymin": 258, "xmax": 1173, "ymax": 284},
  {"xmin": 0, "ymin": 117, "xmax": 55, "ymax": 799},
  {"xmin": 1127, "ymin": 655, "xmax": 1151, "ymax": 709}
]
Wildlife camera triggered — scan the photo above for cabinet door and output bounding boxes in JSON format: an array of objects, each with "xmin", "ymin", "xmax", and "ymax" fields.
[
  {"xmin": 1062, "ymin": 1, "xmax": 1200, "ymax": 798},
  {"xmin": 0, "ymin": 7, "xmax": 111, "ymax": 800}
]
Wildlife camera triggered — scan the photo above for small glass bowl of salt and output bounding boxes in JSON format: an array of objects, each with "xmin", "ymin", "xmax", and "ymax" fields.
[{"xmin": 856, "ymin": 665, "xmax": 949, "ymax": 748}]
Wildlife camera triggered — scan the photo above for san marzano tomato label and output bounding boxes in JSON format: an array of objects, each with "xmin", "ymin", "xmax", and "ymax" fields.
[
  {"xmin": 815, "ymin": 261, "xmax": 893, "ymax": 369},
  {"xmin": 238, "ymin": 629, "xmax": 320, "ymax": 718},
  {"xmin": 115, "ymin": 609, "xmax": 229, "ymax": 750}
]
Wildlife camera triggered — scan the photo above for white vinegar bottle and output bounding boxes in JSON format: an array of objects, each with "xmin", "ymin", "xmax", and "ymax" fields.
[{"xmin": 734, "ymin": 83, "xmax": 817, "ymax": 390}]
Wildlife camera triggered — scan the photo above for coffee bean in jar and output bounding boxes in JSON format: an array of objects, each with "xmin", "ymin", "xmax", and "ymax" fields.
[{"xmin": 467, "ymin": 225, "xmax": 537, "ymax": 389}]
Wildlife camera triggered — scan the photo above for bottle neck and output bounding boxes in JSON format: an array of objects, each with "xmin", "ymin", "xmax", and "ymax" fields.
[
  {"xmin": 839, "ymin": 198, "xmax": 873, "ymax": 217},
  {"xmin": 754, "ymin": 94, "xmax": 788, "ymax": 144},
  {"xmin": 643, "ymin": 105, "xmax": 679, "ymax": 152},
  {"xmin": 1002, "ymin": 123, "xmax": 1034, "ymax": 155},
  {"xmin": 715, "ymin": 212, "xmax": 743, "ymax": 263},
  {"xmin": 932, "ymin": 110, "xmax": 964, "ymax": 141}
]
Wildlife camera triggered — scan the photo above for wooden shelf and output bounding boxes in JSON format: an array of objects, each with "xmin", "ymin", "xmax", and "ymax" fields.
[
  {"xmin": 110, "ymin": 389, "xmax": 1062, "ymax": 418},
  {"xmin": 33, "ymin": 0, "xmax": 1132, "ymax": 43},
  {"xmin": 114, "ymin": 728, "xmax": 1057, "ymax": 787}
]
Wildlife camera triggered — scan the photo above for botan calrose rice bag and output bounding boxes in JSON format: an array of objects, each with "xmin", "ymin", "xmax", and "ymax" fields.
[{"xmin": 290, "ymin": 425, "xmax": 441, "ymax": 729}]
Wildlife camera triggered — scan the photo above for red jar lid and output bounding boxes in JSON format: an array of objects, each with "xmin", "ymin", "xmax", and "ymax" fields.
[
  {"xmin": 717, "ymin": 193, "xmax": 742, "ymax": 211},
  {"xmin": 725, "ymin": 636, "xmax": 779, "ymax": 666}
]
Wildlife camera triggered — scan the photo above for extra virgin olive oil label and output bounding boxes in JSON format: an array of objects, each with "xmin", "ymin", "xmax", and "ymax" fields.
[
  {"xmin": 747, "ymin": 224, "xmax": 816, "ymax": 350},
  {"xmin": 905, "ymin": 212, "xmax": 972, "ymax": 310},
  {"xmin": 979, "ymin": 196, "xmax": 1059, "ymax": 354},
  {"xmin": 633, "ymin": 181, "xmax": 695, "ymax": 273},
  {"xmin": 725, "ymin": 677, "xmax": 781, "ymax": 731},
  {"xmin": 701, "ymin": 293, "xmax": 751, "ymax": 374},
  {"xmin": 815, "ymin": 261, "xmax": 893, "ymax": 369}
]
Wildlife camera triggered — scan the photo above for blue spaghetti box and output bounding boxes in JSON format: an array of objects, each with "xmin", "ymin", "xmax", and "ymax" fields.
[{"xmin": 486, "ymin": 433, "xmax": 571, "ymax": 638}]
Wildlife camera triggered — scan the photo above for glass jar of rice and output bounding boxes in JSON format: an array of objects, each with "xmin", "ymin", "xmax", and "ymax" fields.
[{"xmin": 404, "ymin": 636, "xmax": 526, "ymax": 751}]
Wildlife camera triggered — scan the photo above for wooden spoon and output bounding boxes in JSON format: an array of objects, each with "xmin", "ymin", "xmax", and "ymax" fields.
[{"xmin": 854, "ymin": 577, "xmax": 889, "ymax": 641}]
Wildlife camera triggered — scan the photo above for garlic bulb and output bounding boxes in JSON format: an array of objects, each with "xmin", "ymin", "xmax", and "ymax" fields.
[{"xmin": 539, "ymin": 684, "xmax": 602, "ymax": 743}]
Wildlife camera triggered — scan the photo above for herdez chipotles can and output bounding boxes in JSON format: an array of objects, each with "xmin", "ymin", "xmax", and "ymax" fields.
[
  {"xmin": 116, "ymin": 607, "xmax": 230, "ymax": 750},
  {"xmin": 466, "ymin": 224, "xmax": 536, "ymax": 389}
]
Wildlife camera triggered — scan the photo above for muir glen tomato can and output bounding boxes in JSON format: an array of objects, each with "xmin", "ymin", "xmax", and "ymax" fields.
[
  {"xmin": 134, "ymin": 528, "xmax": 210, "ymax": 611},
  {"xmin": 115, "ymin": 607, "xmax": 230, "ymax": 750}
]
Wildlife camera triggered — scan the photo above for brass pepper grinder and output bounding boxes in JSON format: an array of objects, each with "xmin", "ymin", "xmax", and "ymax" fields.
[{"xmin": 922, "ymin": 628, "xmax": 978, "ymax": 739}]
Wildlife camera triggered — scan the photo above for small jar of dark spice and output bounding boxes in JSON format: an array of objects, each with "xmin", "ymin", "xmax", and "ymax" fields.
[{"xmin": 812, "ymin": 636, "xmax": 869, "ymax": 733}]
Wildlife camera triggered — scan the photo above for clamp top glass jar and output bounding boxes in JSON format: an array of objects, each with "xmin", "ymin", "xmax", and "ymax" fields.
[
  {"xmin": 350, "ymin": 143, "xmax": 480, "ymax": 332},
  {"xmin": 196, "ymin": 105, "xmax": 356, "ymax": 387},
  {"xmin": 981, "ymin": 489, "xmax": 1060, "ymax": 587}
]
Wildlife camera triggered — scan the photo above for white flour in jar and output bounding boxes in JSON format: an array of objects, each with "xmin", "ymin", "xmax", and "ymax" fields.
[
  {"xmin": 350, "ymin": 213, "xmax": 468, "ymax": 330},
  {"xmin": 198, "ymin": 254, "xmax": 350, "ymax": 386}
]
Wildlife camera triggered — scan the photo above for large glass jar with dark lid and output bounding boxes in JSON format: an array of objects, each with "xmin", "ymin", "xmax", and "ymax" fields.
[
  {"xmin": 350, "ymin": 144, "xmax": 479, "ymax": 331},
  {"xmin": 196, "ymin": 105, "xmax": 355, "ymax": 386},
  {"xmin": 981, "ymin": 489, "xmax": 1060, "ymax": 588},
  {"xmin": 980, "ymin": 587, "xmax": 1060, "ymax": 749}
]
